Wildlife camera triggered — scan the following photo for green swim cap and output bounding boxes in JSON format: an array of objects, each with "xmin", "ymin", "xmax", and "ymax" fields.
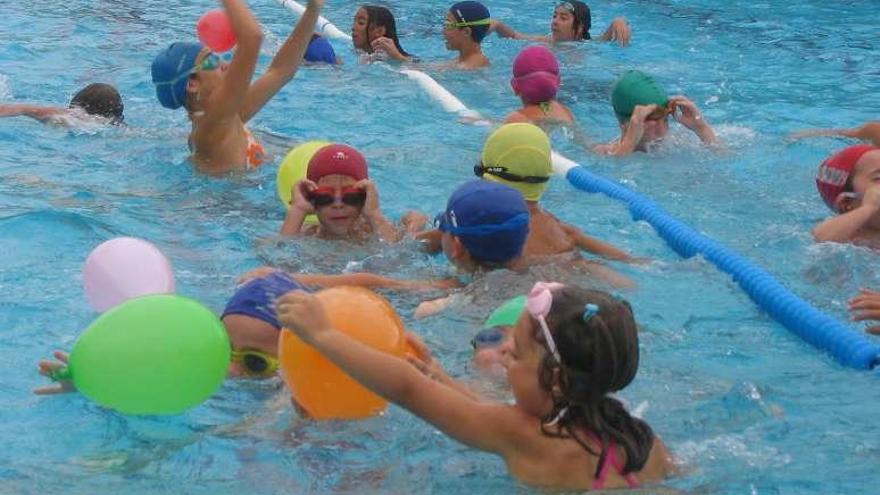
[
  {"xmin": 611, "ymin": 70, "xmax": 668, "ymax": 122},
  {"xmin": 480, "ymin": 123, "xmax": 552, "ymax": 202},
  {"xmin": 483, "ymin": 295, "xmax": 527, "ymax": 329}
]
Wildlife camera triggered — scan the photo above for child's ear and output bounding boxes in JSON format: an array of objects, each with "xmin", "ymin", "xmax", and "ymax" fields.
[{"xmin": 186, "ymin": 77, "xmax": 200, "ymax": 94}]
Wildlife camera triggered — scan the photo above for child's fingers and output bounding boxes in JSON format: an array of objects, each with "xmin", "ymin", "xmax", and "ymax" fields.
[
  {"xmin": 33, "ymin": 384, "xmax": 63, "ymax": 395},
  {"xmin": 851, "ymin": 309, "xmax": 880, "ymax": 322},
  {"xmin": 848, "ymin": 298, "xmax": 880, "ymax": 311},
  {"xmin": 53, "ymin": 350, "xmax": 69, "ymax": 363}
]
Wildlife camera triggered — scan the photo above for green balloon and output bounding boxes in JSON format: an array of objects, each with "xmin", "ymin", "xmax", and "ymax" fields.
[
  {"xmin": 68, "ymin": 294, "xmax": 230, "ymax": 415},
  {"xmin": 484, "ymin": 295, "xmax": 527, "ymax": 329}
]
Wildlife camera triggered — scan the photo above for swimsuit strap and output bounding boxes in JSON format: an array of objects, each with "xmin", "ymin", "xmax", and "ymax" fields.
[
  {"xmin": 591, "ymin": 440, "xmax": 640, "ymax": 490},
  {"xmin": 244, "ymin": 128, "xmax": 266, "ymax": 169},
  {"xmin": 539, "ymin": 101, "xmax": 552, "ymax": 116}
]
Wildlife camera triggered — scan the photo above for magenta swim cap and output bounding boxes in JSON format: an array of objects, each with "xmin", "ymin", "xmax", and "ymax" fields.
[{"xmin": 510, "ymin": 46, "xmax": 561, "ymax": 105}]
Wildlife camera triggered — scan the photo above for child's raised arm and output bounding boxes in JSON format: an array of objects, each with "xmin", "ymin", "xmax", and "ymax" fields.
[
  {"xmin": 202, "ymin": 0, "xmax": 264, "ymax": 123},
  {"xmin": 240, "ymin": 0, "xmax": 324, "ymax": 123},
  {"xmin": 276, "ymin": 290, "xmax": 523, "ymax": 454}
]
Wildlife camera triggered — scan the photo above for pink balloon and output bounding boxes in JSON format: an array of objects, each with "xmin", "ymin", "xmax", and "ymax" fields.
[
  {"xmin": 197, "ymin": 9, "xmax": 236, "ymax": 53},
  {"xmin": 83, "ymin": 237, "xmax": 175, "ymax": 312}
]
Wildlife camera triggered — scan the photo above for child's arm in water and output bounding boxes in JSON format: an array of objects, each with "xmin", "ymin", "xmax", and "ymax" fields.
[
  {"xmin": 812, "ymin": 186, "xmax": 880, "ymax": 243},
  {"xmin": 238, "ymin": 0, "xmax": 323, "ymax": 123},
  {"xmin": 596, "ymin": 17, "xmax": 631, "ymax": 47},
  {"xmin": 277, "ymin": 290, "xmax": 523, "ymax": 454},
  {"xmin": 789, "ymin": 121, "xmax": 880, "ymax": 147},
  {"xmin": 0, "ymin": 104, "xmax": 66, "ymax": 123},
  {"xmin": 487, "ymin": 20, "xmax": 548, "ymax": 42},
  {"xmin": 559, "ymin": 221, "xmax": 636, "ymax": 263}
]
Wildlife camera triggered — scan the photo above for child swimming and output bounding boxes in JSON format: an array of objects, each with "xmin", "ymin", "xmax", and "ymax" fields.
[
  {"xmin": 489, "ymin": 1, "xmax": 631, "ymax": 47},
  {"xmin": 150, "ymin": 0, "xmax": 323, "ymax": 175},
  {"xmin": 351, "ymin": 5, "xmax": 414, "ymax": 62},
  {"xmin": 504, "ymin": 46, "xmax": 575, "ymax": 125},
  {"xmin": 276, "ymin": 281, "xmax": 673, "ymax": 490},
  {"xmin": 280, "ymin": 143, "xmax": 399, "ymax": 242},
  {"xmin": 812, "ymin": 144, "xmax": 880, "ymax": 246},
  {"xmin": 443, "ymin": 1, "xmax": 491, "ymax": 69},
  {"xmin": 593, "ymin": 70, "xmax": 720, "ymax": 156},
  {"xmin": 0, "ymin": 83, "xmax": 123, "ymax": 125}
]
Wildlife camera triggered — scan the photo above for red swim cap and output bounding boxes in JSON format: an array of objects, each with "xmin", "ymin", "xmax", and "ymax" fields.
[
  {"xmin": 307, "ymin": 144, "xmax": 369, "ymax": 182},
  {"xmin": 816, "ymin": 144, "xmax": 879, "ymax": 211}
]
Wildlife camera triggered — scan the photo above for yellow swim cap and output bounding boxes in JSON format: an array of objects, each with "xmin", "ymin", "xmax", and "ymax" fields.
[{"xmin": 479, "ymin": 123, "xmax": 552, "ymax": 201}]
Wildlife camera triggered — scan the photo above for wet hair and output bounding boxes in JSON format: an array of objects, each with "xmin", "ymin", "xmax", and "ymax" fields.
[
  {"xmin": 531, "ymin": 286, "xmax": 654, "ymax": 476},
  {"xmin": 559, "ymin": 1, "xmax": 592, "ymax": 40},
  {"xmin": 362, "ymin": 5, "xmax": 410, "ymax": 57},
  {"xmin": 68, "ymin": 83, "xmax": 124, "ymax": 124}
]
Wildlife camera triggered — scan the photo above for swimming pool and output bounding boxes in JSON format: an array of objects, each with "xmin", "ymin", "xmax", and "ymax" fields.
[{"xmin": 2, "ymin": 0, "xmax": 879, "ymax": 492}]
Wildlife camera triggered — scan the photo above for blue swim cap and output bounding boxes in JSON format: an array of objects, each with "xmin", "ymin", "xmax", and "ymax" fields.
[
  {"xmin": 450, "ymin": 1, "xmax": 491, "ymax": 42},
  {"xmin": 305, "ymin": 35, "xmax": 336, "ymax": 64},
  {"xmin": 222, "ymin": 271, "xmax": 311, "ymax": 329},
  {"xmin": 436, "ymin": 180, "xmax": 529, "ymax": 265},
  {"xmin": 151, "ymin": 42, "xmax": 203, "ymax": 110}
]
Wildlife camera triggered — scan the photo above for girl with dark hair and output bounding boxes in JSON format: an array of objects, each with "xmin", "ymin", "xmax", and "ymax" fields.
[
  {"xmin": 277, "ymin": 282, "xmax": 673, "ymax": 490},
  {"xmin": 490, "ymin": 1, "xmax": 631, "ymax": 46},
  {"xmin": 351, "ymin": 5, "xmax": 414, "ymax": 62}
]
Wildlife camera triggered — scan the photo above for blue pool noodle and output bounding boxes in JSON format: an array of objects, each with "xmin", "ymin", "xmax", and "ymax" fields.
[{"xmin": 565, "ymin": 165, "xmax": 880, "ymax": 371}]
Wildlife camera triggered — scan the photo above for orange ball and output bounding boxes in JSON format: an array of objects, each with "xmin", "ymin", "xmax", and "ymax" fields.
[{"xmin": 278, "ymin": 287, "xmax": 407, "ymax": 420}]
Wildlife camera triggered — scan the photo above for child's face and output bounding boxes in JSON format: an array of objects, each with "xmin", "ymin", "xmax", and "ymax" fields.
[
  {"xmin": 313, "ymin": 174, "xmax": 364, "ymax": 236},
  {"xmin": 352, "ymin": 8, "xmax": 371, "ymax": 50},
  {"xmin": 505, "ymin": 313, "xmax": 554, "ymax": 417},
  {"xmin": 443, "ymin": 13, "xmax": 467, "ymax": 51},
  {"xmin": 550, "ymin": 6, "xmax": 577, "ymax": 41},
  {"xmin": 849, "ymin": 151, "xmax": 880, "ymax": 196},
  {"xmin": 222, "ymin": 315, "xmax": 280, "ymax": 377},
  {"xmin": 473, "ymin": 327, "xmax": 514, "ymax": 379}
]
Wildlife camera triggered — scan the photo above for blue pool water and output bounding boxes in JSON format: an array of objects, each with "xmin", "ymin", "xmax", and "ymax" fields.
[{"xmin": 2, "ymin": 0, "xmax": 880, "ymax": 493}]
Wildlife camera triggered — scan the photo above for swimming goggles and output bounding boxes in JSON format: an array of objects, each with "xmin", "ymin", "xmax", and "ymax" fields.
[
  {"xmin": 434, "ymin": 209, "xmax": 529, "ymax": 236},
  {"xmin": 307, "ymin": 186, "xmax": 367, "ymax": 208},
  {"xmin": 153, "ymin": 52, "xmax": 225, "ymax": 88},
  {"xmin": 445, "ymin": 17, "xmax": 491, "ymax": 29},
  {"xmin": 557, "ymin": 2, "xmax": 577, "ymax": 14},
  {"xmin": 474, "ymin": 162, "xmax": 550, "ymax": 184},
  {"xmin": 471, "ymin": 326, "xmax": 507, "ymax": 350},
  {"xmin": 526, "ymin": 282, "xmax": 565, "ymax": 362},
  {"xmin": 231, "ymin": 349, "xmax": 279, "ymax": 377}
]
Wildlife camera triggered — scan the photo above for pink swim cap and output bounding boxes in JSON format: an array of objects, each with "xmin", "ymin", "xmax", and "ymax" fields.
[{"xmin": 511, "ymin": 46, "xmax": 561, "ymax": 105}]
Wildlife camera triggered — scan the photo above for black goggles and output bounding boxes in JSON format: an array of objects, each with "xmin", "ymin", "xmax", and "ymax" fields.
[{"xmin": 473, "ymin": 162, "xmax": 550, "ymax": 184}]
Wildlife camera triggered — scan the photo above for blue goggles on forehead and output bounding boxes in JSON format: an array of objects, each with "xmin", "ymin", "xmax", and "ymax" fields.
[{"xmin": 434, "ymin": 210, "xmax": 529, "ymax": 236}]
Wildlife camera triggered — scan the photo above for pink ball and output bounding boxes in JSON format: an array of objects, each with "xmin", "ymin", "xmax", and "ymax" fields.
[
  {"xmin": 83, "ymin": 237, "xmax": 175, "ymax": 312},
  {"xmin": 197, "ymin": 9, "xmax": 236, "ymax": 53}
]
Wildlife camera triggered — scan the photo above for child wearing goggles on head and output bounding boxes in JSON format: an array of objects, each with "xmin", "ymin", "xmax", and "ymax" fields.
[
  {"xmin": 442, "ymin": 1, "xmax": 491, "ymax": 69},
  {"xmin": 280, "ymin": 143, "xmax": 400, "ymax": 242},
  {"xmin": 489, "ymin": 1, "xmax": 631, "ymax": 47},
  {"xmin": 150, "ymin": 0, "xmax": 324, "ymax": 175},
  {"xmin": 0, "ymin": 83, "xmax": 124, "ymax": 126},
  {"xmin": 593, "ymin": 71, "xmax": 720, "ymax": 156},
  {"xmin": 812, "ymin": 144, "xmax": 880, "ymax": 246},
  {"xmin": 276, "ymin": 281, "xmax": 673, "ymax": 490}
]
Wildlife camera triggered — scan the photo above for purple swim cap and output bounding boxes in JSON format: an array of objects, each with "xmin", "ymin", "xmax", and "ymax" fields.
[{"xmin": 510, "ymin": 46, "xmax": 561, "ymax": 105}]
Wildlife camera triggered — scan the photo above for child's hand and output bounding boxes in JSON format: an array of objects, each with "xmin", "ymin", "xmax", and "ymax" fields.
[
  {"xmin": 607, "ymin": 17, "xmax": 631, "ymax": 47},
  {"xmin": 276, "ymin": 290, "xmax": 333, "ymax": 342},
  {"xmin": 354, "ymin": 179, "xmax": 381, "ymax": 217},
  {"xmin": 370, "ymin": 37, "xmax": 402, "ymax": 59},
  {"xmin": 401, "ymin": 211, "xmax": 429, "ymax": 235},
  {"xmin": 34, "ymin": 351, "xmax": 76, "ymax": 395},
  {"xmin": 669, "ymin": 96, "xmax": 705, "ymax": 131},
  {"xmin": 291, "ymin": 179, "xmax": 317, "ymax": 213},
  {"xmin": 849, "ymin": 288, "xmax": 880, "ymax": 334}
]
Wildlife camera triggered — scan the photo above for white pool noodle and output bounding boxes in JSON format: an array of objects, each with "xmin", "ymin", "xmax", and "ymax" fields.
[{"xmin": 275, "ymin": 0, "xmax": 351, "ymax": 41}]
